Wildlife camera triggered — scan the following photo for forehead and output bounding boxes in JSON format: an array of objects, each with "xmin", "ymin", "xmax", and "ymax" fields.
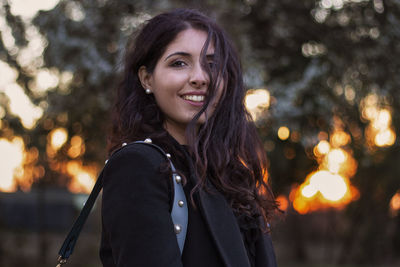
[{"xmin": 163, "ymin": 28, "xmax": 214, "ymax": 55}]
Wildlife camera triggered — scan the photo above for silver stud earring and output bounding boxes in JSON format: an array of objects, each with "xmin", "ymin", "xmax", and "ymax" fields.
[{"xmin": 145, "ymin": 88, "xmax": 151, "ymax": 94}]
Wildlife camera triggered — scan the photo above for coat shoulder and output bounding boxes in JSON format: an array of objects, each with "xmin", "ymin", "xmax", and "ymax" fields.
[{"xmin": 106, "ymin": 142, "xmax": 167, "ymax": 170}]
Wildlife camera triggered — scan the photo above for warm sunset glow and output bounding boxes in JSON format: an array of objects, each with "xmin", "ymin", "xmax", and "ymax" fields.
[
  {"xmin": 291, "ymin": 170, "xmax": 359, "ymax": 214},
  {"xmin": 4, "ymin": 84, "xmax": 44, "ymax": 129},
  {"xmin": 245, "ymin": 89, "xmax": 270, "ymax": 109},
  {"xmin": 374, "ymin": 128, "xmax": 396, "ymax": 147},
  {"xmin": 68, "ymin": 135, "xmax": 85, "ymax": 158},
  {"xmin": 291, "ymin": 126, "xmax": 359, "ymax": 214},
  {"xmin": 0, "ymin": 60, "xmax": 44, "ymax": 129},
  {"xmin": 313, "ymin": 171, "xmax": 347, "ymax": 201},
  {"xmin": 389, "ymin": 191, "xmax": 400, "ymax": 217},
  {"xmin": 372, "ymin": 109, "xmax": 391, "ymax": 130},
  {"xmin": 363, "ymin": 106, "xmax": 379, "ymax": 121},
  {"xmin": 361, "ymin": 94, "xmax": 396, "ymax": 149},
  {"xmin": 301, "ymin": 184, "xmax": 317, "ymax": 198},
  {"xmin": 315, "ymin": 140, "xmax": 330, "ymax": 155},
  {"xmin": 276, "ymin": 195, "xmax": 289, "ymax": 211},
  {"xmin": 300, "ymin": 171, "xmax": 348, "ymax": 201},
  {"xmin": 278, "ymin": 126, "xmax": 290, "ymax": 140},
  {"xmin": 34, "ymin": 68, "xmax": 60, "ymax": 93},
  {"xmin": 331, "ymin": 130, "xmax": 351, "ymax": 147},
  {"xmin": 66, "ymin": 160, "xmax": 97, "ymax": 193},
  {"xmin": 326, "ymin": 148, "xmax": 347, "ymax": 173},
  {"xmin": 9, "ymin": 0, "xmax": 60, "ymax": 19},
  {"xmin": 49, "ymin": 127, "xmax": 68, "ymax": 150},
  {"xmin": 245, "ymin": 89, "xmax": 270, "ymax": 121},
  {"xmin": 0, "ymin": 137, "xmax": 25, "ymax": 192},
  {"xmin": 44, "ymin": 130, "xmax": 96, "ymax": 193}
]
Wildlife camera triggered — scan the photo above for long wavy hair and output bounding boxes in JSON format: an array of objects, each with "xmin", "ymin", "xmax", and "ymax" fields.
[{"xmin": 108, "ymin": 8, "xmax": 278, "ymax": 228}]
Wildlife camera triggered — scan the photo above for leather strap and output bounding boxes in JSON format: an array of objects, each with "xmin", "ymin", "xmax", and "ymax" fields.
[
  {"xmin": 134, "ymin": 141, "xmax": 188, "ymax": 252},
  {"xmin": 57, "ymin": 140, "xmax": 188, "ymax": 266}
]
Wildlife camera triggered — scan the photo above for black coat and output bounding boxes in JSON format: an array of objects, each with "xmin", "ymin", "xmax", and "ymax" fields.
[{"xmin": 100, "ymin": 142, "xmax": 277, "ymax": 267}]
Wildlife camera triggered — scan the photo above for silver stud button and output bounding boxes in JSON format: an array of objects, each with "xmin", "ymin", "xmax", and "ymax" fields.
[
  {"xmin": 105, "ymin": 159, "xmax": 109, "ymax": 164},
  {"xmin": 175, "ymin": 175, "xmax": 182, "ymax": 183},
  {"xmin": 178, "ymin": 200, "xmax": 184, "ymax": 207},
  {"xmin": 144, "ymin": 138, "xmax": 152, "ymax": 143},
  {"xmin": 166, "ymin": 153, "xmax": 171, "ymax": 158},
  {"xmin": 122, "ymin": 142, "xmax": 127, "ymax": 146},
  {"xmin": 174, "ymin": 224, "xmax": 182, "ymax": 234}
]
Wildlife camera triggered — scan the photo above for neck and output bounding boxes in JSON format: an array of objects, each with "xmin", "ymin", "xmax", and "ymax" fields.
[{"xmin": 163, "ymin": 121, "xmax": 187, "ymax": 145}]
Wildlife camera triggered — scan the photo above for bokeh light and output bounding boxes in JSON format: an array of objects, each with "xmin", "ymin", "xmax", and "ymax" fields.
[
  {"xmin": 49, "ymin": 127, "xmax": 68, "ymax": 151},
  {"xmin": 0, "ymin": 137, "xmax": 25, "ymax": 192},
  {"xmin": 278, "ymin": 126, "xmax": 290, "ymax": 141},
  {"xmin": 331, "ymin": 130, "xmax": 351, "ymax": 147},
  {"xmin": 315, "ymin": 140, "xmax": 330, "ymax": 155},
  {"xmin": 361, "ymin": 94, "xmax": 396, "ymax": 149},
  {"xmin": 291, "ymin": 169, "xmax": 359, "ymax": 214},
  {"xmin": 389, "ymin": 191, "xmax": 400, "ymax": 217},
  {"xmin": 68, "ymin": 135, "xmax": 86, "ymax": 158},
  {"xmin": 291, "ymin": 124, "xmax": 359, "ymax": 213},
  {"xmin": 66, "ymin": 160, "xmax": 96, "ymax": 193},
  {"xmin": 0, "ymin": 60, "xmax": 44, "ymax": 129},
  {"xmin": 9, "ymin": 0, "xmax": 60, "ymax": 19},
  {"xmin": 245, "ymin": 89, "xmax": 270, "ymax": 121},
  {"xmin": 276, "ymin": 195, "xmax": 289, "ymax": 212}
]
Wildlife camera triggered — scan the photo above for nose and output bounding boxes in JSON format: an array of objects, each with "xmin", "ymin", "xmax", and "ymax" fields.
[{"xmin": 189, "ymin": 63, "xmax": 209, "ymax": 88}]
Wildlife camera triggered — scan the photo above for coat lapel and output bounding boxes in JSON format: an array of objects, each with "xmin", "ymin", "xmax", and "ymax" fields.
[
  {"xmin": 197, "ymin": 182, "xmax": 251, "ymax": 267},
  {"xmin": 178, "ymin": 143, "xmax": 251, "ymax": 267}
]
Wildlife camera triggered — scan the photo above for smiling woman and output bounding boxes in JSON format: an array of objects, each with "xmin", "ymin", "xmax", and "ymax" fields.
[
  {"xmin": 138, "ymin": 28, "xmax": 222, "ymax": 144},
  {"xmin": 102, "ymin": 8, "xmax": 278, "ymax": 267}
]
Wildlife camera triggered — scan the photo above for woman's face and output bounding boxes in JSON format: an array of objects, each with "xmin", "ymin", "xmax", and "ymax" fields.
[{"xmin": 139, "ymin": 28, "xmax": 223, "ymax": 144}]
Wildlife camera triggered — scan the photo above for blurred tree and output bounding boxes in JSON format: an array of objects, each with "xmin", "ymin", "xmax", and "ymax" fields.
[
  {"xmin": 239, "ymin": 0, "xmax": 400, "ymax": 264},
  {"xmin": 0, "ymin": 0, "xmax": 399, "ymax": 265}
]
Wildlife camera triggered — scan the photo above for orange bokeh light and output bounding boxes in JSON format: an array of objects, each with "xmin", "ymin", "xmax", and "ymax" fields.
[
  {"xmin": 361, "ymin": 94, "xmax": 396, "ymax": 149},
  {"xmin": 331, "ymin": 130, "xmax": 351, "ymax": 147},
  {"xmin": 389, "ymin": 191, "xmax": 400, "ymax": 217},
  {"xmin": 290, "ymin": 172, "xmax": 359, "ymax": 215},
  {"xmin": 66, "ymin": 160, "xmax": 97, "ymax": 193},
  {"xmin": 276, "ymin": 195, "xmax": 289, "ymax": 211},
  {"xmin": 291, "ymin": 126, "xmax": 359, "ymax": 214},
  {"xmin": 0, "ymin": 137, "xmax": 25, "ymax": 192},
  {"xmin": 278, "ymin": 126, "xmax": 290, "ymax": 140}
]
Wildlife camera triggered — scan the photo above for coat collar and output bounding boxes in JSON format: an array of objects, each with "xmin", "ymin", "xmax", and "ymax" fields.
[
  {"xmin": 164, "ymin": 135, "xmax": 275, "ymax": 267},
  {"xmin": 170, "ymin": 137, "xmax": 251, "ymax": 267},
  {"xmin": 197, "ymin": 182, "xmax": 251, "ymax": 267},
  {"xmin": 180, "ymin": 151, "xmax": 250, "ymax": 266}
]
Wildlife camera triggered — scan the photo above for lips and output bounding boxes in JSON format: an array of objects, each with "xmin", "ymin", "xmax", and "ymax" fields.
[{"xmin": 180, "ymin": 92, "xmax": 207, "ymax": 107}]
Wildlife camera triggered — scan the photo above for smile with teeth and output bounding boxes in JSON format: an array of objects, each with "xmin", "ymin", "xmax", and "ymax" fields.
[{"xmin": 182, "ymin": 95, "xmax": 205, "ymax": 102}]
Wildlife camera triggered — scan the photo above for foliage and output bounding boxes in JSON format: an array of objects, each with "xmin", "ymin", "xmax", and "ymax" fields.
[{"xmin": 0, "ymin": 0, "xmax": 399, "ymax": 264}]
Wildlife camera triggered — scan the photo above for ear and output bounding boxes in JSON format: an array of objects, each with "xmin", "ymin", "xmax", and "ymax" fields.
[{"xmin": 138, "ymin": 66, "xmax": 153, "ymax": 90}]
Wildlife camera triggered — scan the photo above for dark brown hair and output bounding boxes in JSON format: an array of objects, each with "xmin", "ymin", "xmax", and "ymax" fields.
[{"xmin": 109, "ymin": 8, "xmax": 278, "ymax": 228}]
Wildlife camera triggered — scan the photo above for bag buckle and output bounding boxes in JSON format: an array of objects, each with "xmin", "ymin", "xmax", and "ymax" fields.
[{"xmin": 56, "ymin": 256, "xmax": 67, "ymax": 267}]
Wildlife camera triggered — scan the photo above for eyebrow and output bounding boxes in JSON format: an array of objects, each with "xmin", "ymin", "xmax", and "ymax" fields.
[{"xmin": 164, "ymin": 51, "xmax": 215, "ymax": 61}]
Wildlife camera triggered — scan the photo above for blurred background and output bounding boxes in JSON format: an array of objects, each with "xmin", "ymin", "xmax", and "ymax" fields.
[{"xmin": 0, "ymin": 0, "xmax": 399, "ymax": 266}]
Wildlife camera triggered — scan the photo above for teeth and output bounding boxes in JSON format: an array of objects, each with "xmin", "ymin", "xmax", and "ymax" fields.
[{"xmin": 182, "ymin": 95, "xmax": 204, "ymax": 102}]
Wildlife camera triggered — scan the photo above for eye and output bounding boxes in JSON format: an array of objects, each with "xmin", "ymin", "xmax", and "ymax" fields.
[
  {"xmin": 170, "ymin": 60, "xmax": 187, "ymax": 67},
  {"xmin": 208, "ymin": 61, "xmax": 216, "ymax": 68}
]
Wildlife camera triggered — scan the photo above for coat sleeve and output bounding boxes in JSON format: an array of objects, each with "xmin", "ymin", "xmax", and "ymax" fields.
[{"xmin": 101, "ymin": 144, "xmax": 184, "ymax": 267}]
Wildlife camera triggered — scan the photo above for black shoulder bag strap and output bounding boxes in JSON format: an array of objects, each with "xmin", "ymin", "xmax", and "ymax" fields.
[{"xmin": 56, "ymin": 140, "xmax": 188, "ymax": 266}]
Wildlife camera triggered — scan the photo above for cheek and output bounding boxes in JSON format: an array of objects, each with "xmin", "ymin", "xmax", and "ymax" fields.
[{"xmin": 153, "ymin": 71, "xmax": 187, "ymax": 89}]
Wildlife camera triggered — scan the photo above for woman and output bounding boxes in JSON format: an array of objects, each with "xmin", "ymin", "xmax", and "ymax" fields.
[{"xmin": 100, "ymin": 8, "xmax": 278, "ymax": 267}]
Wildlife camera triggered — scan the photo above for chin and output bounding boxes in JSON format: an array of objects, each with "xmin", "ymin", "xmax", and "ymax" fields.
[{"xmin": 195, "ymin": 115, "xmax": 206, "ymax": 125}]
